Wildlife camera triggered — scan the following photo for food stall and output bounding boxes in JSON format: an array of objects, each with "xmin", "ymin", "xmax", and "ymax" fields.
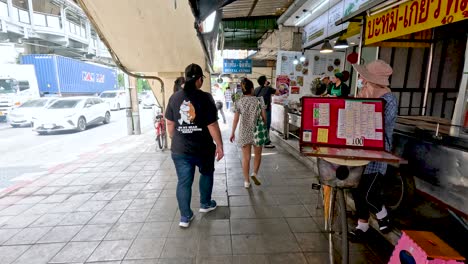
[{"xmin": 271, "ymin": 50, "xmax": 347, "ymax": 139}]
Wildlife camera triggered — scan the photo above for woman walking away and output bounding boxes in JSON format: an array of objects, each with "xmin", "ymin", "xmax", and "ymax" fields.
[
  {"xmin": 230, "ymin": 78, "xmax": 267, "ymax": 188},
  {"xmin": 349, "ymin": 60, "xmax": 397, "ymax": 241}
]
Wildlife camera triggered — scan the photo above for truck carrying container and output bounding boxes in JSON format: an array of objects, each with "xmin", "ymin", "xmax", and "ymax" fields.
[{"xmin": 20, "ymin": 54, "xmax": 117, "ymax": 96}]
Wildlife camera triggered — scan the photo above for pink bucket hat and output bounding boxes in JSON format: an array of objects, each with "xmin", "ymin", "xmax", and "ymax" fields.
[{"xmin": 353, "ymin": 60, "xmax": 393, "ymax": 86}]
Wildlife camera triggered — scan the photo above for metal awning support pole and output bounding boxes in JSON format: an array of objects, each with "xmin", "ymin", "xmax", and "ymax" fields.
[
  {"xmin": 354, "ymin": 18, "xmax": 365, "ymax": 96},
  {"xmin": 450, "ymin": 37, "xmax": 468, "ymax": 136},
  {"xmin": 422, "ymin": 29, "xmax": 435, "ymax": 116}
]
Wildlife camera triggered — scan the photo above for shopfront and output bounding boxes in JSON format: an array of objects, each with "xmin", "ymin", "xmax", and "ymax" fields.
[{"xmin": 274, "ymin": 0, "xmax": 468, "ymax": 225}]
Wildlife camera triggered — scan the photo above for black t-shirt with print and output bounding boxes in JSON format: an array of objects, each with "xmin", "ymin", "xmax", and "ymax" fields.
[{"xmin": 165, "ymin": 88, "xmax": 218, "ymax": 155}]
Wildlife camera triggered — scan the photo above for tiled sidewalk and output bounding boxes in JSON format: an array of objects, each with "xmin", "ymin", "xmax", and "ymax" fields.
[{"xmin": 0, "ymin": 123, "xmax": 387, "ymax": 263}]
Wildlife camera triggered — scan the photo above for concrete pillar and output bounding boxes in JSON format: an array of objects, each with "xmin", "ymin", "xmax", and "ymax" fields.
[
  {"xmin": 7, "ymin": 0, "xmax": 14, "ymax": 21},
  {"xmin": 128, "ymin": 76, "xmax": 141, "ymax": 135},
  {"xmin": 27, "ymin": 0, "xmax": 34, "ymax": 26},
  {"xmin": 85, "ymin": 21, "xmax": 92, "ymax": 53}
]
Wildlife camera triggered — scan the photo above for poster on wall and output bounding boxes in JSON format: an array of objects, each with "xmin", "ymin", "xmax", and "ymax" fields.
[{"xmin": 311, "ymin": 54, "xmax": 343, "ymax": 76}]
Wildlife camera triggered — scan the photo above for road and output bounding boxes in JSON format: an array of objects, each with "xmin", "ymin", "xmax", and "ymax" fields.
[{"xmin": 0, "ymin": 107, "xmax": 155, "ymax": 191}]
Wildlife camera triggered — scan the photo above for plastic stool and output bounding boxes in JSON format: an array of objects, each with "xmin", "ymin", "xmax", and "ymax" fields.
[{"xmin": 388, "ymin": 230, "xmax": 465, "ymax": 264}]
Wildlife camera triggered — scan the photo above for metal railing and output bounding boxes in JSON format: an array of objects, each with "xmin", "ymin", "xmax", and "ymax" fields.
[{"xmin": 393, "ymin": 88, "xmax": 459, "ymax": 119}]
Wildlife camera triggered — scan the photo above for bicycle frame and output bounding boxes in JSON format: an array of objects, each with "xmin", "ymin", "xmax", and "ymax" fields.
[{"xmin": 155, "ymin": 115, "xmax": 165, "ymax": 136}]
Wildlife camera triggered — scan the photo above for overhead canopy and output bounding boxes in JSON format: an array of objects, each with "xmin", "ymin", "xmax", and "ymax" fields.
[
  {"xmin": 75, "ymin": 0, "xmax": 206, "ymax": 74},
  {"xmin": 220, "ymin": 0, "xmax": 293, "ymax": 50}
]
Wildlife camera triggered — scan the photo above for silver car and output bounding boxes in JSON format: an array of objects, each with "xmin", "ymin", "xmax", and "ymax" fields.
[{"xmin": 8, "ymin": 98, "xmax": 57, "ymax": 127}]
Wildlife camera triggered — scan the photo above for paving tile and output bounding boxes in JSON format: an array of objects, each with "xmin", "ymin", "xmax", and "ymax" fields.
[
  {"xmin": 267, "ymin": 253, "xmax": 308, "ymax": 264},
  {"xmin": 76, "ymin": 200, "xmax": 108, "ymax": 212},
  {"xmin": 11, "ymin": 243, "xmax": 65, "ymax": 264},
  {"xmin": 199, "ymin": 219, "xmax": 230, "ymax": 236},
  {"xmin": 47, "ymin": 202, "xmax": 82, "ymax": 213},
  {"xmin": 0, "ymin": 228, "xmax": 21, "ymax": 244},
  {"xmin": 232, "ymin": 255, "xmax": 268, "ymax": 264},
  {"xmin": 279, "ymin": 205, "xmax": 311, "ymax": 217},
  {"xmin": 229, "ymin": 206, "xmax": 256, "ymax": 219},
  {"xmin": 104, "ymin": 222, "xmax": 143, "ymax": 240},
  {"xmin": 37, "ymin": 225, "xmax": 82, "ymax": 243},
  {"xmin": 0, "ymin": 196, "xmax": 25, "ymax": 206},
  {"xmin": 230, "ymin": 218, "xmax": 291, "ymax": 235},
  {"xmin": 198, "ymin": 235, "xmax": 232, "ymax": 256},
  {"xmin": 4, "ymin": 227, "xmax": 52, "ymax": 245},
  {"xmin": 30, "ymin": 213, "xmax": 67, "ymax": 227},
  {"xmin": 125, "ymin": 238, "xmax": 165, "ymax": 259},
  {"xmin": 294, "ymin": 233, "xmax": 328, "ymax": 252},
  {"xmin": 121, "ymin": 259, "xmax": 159, "ymax": 264},
  {"xmin": 286, "ymin": 217, "xmax": 321, "ymax": 233},
  {"xmin": 16, "ymin": 196, "xmax": 47, "ymax": 204},
  {"xmin": 137, "ymin": 221, "xmax": 172, "ymax": 238},
  {"xmin": 252, "ymin": 205, "xmax": 284, "ymax": 218},
  {"xmin": 0, "ymin": 216, "xmax": 13, "ymax": 226},
  {"xmin": 40, "ymin": 194, "xmax": 70, "ymax": 204},
  {"xmin": 87, "ymin": 240, "xmax": 133, "ymax": 262},
  {"xmin": 103, "ymin": 200, "xmax": 133, "ymax": 211},
  {"xmin": 137, "ymin": 189, "xmax": 162, "ymax": 199},
  {"xmin": 196, "ymin": 255, "xmax": 232, "ymax": 264},
  {"xmin": 90, "ymin": 191, "xmax": 118, "ymax": 201},
  {"xmin": 118, "ymin": 209, "xmax": 150, "ymax": 223},
  {"xmin": 146, "ymin": 208, "xmax": 177, "ymax": 222},
  {"xmin": 59, "ymin": 212, "xmax": 96, "ymax": 225},
  {"xmin": 49, "ymin": 241, "xmax": 100, "ymax": 263},
  {"xmin": 161, "ymin": 237, "xmax": 197, "ymax": 258},
  {"xmin": 231, "ymin": 234, "xmax": 301, "ymax": 254},
  {"xmin": 88, "ymin": 210, "xmax": 124, "ymax": 224},
  {"xmin": 0, "ymin": 205, "xmax": 33, "ymax": 216},
  {"xmin": 72, "ymin": 224, "xmax": 113, "ymax": 241},
  {"xmin": 127, "ymin": 199, "xmax": 157, "ymax": 210},
  {"xmin": 2, "ymin": 214, "xmax": 42, "ymax": 228},
  {"xmin": 0, "ymin": 245, "xmax": 30, "ymax": 264},
  {"xmin": 303, "ymin": 252, "xmax": 330, "ymax": 264}
]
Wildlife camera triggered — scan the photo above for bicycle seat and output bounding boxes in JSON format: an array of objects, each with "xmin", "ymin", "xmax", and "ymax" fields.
[{"xmin": 317, "ymin": 158, "xmax": 365, "ymax": 188}]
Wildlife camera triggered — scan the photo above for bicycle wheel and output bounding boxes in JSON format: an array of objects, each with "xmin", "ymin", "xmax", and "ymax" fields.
[{"xmin": 326, "ymin": 188, "xmax": 348, "ymax": 264}]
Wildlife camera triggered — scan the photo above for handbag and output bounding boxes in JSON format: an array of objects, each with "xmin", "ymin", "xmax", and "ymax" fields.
[{"xmin": 253, "ymin": 101, "xmax": 268, "ymax": 146}]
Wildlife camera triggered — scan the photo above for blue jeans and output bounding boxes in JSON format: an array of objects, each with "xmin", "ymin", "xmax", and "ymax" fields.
[
  {"xmin": 266, "ymin": 109, "xmax": 272, "ymax": 143},
  {"xmin": 171, "ymin": 153, "xmax": 215, "ymax": 217}
]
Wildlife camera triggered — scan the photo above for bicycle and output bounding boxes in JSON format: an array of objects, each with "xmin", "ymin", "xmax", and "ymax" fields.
[
  {"xmin": 312, "ymin": 158, "xmax": 369, "ymax": 264},
  {"xmin": 154, "ymin": 113, "xmax": 166, "ymax": 150},
  {"xmin": 312, "ymin": 158, "xmax": 410, "ymax": 264}
]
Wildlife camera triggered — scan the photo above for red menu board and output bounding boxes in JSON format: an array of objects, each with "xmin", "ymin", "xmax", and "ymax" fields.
[{"xmin": 300, "ymin": 97, "xmax": 385, "ymax": 150}]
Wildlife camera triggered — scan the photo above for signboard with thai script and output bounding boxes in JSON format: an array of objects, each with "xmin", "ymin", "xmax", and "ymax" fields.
[
  {"xmin": 365, "ymin": 0, "xmax": 468, "ymax": 45},
  {"xmin": 223, "ymin": 59, "xmax": 252, "ymax": 74}
]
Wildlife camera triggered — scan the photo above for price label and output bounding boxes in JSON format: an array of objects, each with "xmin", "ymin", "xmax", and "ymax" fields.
[{"xmin": 347, "ymin": 137, "xmax": 364, "ymax": 146}]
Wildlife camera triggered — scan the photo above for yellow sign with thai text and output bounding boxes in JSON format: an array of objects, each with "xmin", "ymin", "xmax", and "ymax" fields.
[{"xmin": 365, "ymin": 0, "xmax": 468, "ymax": 45}]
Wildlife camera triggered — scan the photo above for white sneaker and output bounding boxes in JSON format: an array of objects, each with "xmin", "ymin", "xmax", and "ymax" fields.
[{"xmin": 244, "ymin": 181, "xmax": 251, "ymax": 188}]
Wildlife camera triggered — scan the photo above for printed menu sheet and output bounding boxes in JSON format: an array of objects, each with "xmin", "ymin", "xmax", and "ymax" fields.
[{"xmin": 338, "ymin": 100, "xmax": 383, "ymax": 146}]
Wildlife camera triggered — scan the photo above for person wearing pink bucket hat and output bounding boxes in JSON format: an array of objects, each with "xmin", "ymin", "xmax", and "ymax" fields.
[{"xmin": 349, "ymin": 60, "xmax": 398, "ymax": 242}]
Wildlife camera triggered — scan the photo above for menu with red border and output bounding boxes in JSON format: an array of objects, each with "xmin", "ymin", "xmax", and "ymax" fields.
[{"xmin": 300, "ymin": 97, "xmax": 385, "ymax": 150}]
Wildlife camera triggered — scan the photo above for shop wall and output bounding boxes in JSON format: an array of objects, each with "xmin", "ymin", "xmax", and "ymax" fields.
[
  {"xmin": 378, "ymin": 27, "xmax": 466, "ymax": 119},
  {"xmin": 275, "ymin": 50, "xmax": 346, "ymax": 104}
]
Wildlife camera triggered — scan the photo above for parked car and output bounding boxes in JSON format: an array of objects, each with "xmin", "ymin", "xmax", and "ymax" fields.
[
  {"xmin": 100, "ymin": 90, "xmax": 128, "ymax": 110},
  {"xmin": 142, "ymin": 93, "xmax": 158, "ymax": 109},
  {"xmin": 32, "ymin": 97, "xmax": 110, "ymax": 135},
  {"xmin": 8, "ymin": 98, "xmax": 57, "ymax": 127}
]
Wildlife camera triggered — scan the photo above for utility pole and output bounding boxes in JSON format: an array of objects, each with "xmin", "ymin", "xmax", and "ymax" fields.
[{"xmin": 128, "ymin": 76, "xmax": 141, "ymax": 135}]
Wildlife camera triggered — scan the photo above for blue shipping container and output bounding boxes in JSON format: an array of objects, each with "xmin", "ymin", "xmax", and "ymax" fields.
[{"xmin": 20, "ymin": 54, "xmax": 117, "ymax": 95}]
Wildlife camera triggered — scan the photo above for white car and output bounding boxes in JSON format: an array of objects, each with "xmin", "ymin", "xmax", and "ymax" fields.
[
  {"xmin": 142, "ymin": 93, "xmax": 157, "ymax": 109},
  {"xmin": 8, "ymin": 98, "xmax": 57, "ymax": 127},
  {"xmin": 33, "ymin": 97, "xmax": 111, "ymax": 135},
  {"xmin": 100, "ymin": 90, "xmax": 128, "ymax": 111}
]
